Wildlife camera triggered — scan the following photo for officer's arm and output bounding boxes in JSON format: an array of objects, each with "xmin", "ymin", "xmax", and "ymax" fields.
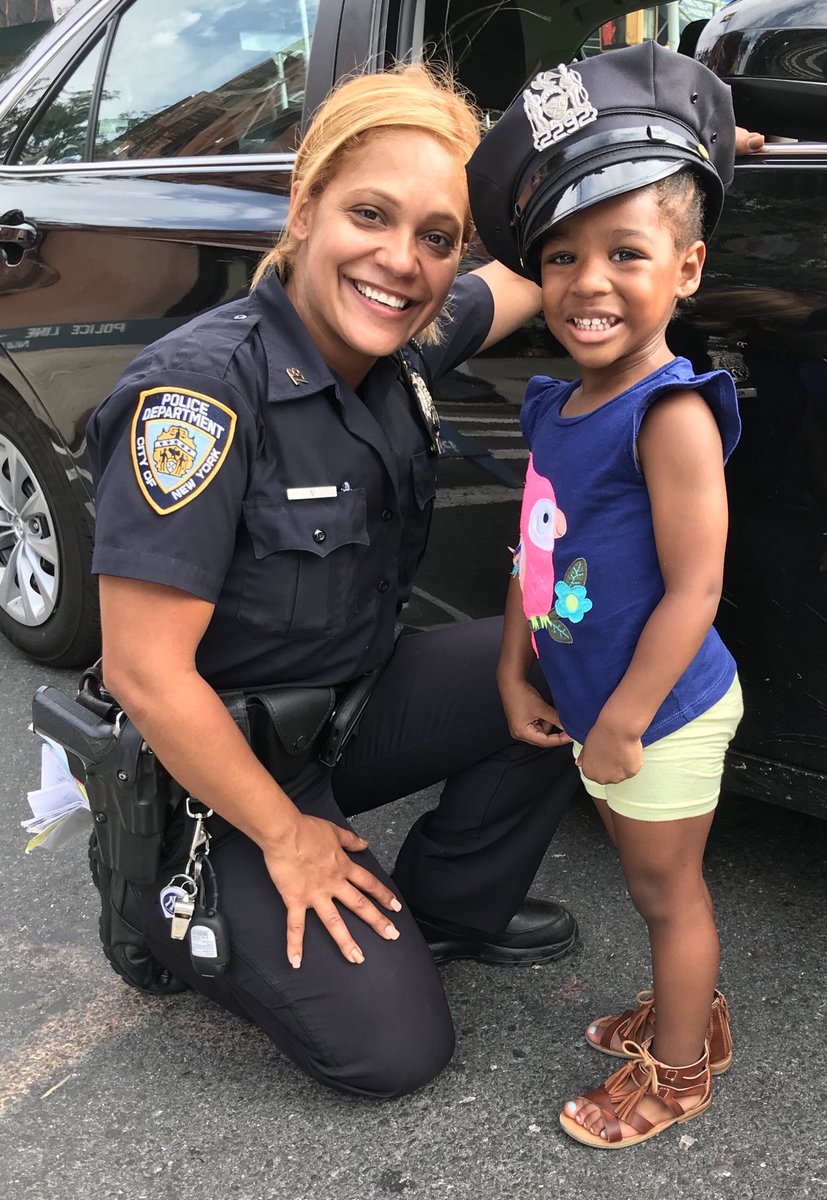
[
  {"xmin": 471, "ymin": 259, "xmax": 542, "ymax": 351},
  {"xmin": 100, "ymin": 575, "xmax": 299, "ymax": 847},
  {"xmin": 99, "ymin": 575, "xmax": 402, "ymax": 967}
]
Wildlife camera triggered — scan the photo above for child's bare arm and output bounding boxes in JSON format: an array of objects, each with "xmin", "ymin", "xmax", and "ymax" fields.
[
  {"xmin": 577, "ymin": 389, "xmax": 729, "ymax": 784},
  {"xmin": 497, "ymin": 576, "xmax": 572, "ymax": 748}
]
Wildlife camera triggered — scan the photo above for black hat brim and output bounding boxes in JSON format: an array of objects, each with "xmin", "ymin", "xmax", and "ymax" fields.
[
  {"xmin": 523, "ymin": 160, "xmax": 691, "ymax": 276},
  {"xmin": 517, "ymin": 124, "xmax": 724, "ymax": 281}
]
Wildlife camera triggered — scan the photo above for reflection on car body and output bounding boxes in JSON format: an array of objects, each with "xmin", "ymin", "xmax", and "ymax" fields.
[{"xmin": 0, "ymin": 0, "xmax": 823, "ymax": 818}]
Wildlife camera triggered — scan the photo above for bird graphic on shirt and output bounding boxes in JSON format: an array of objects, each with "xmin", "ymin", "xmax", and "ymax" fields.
[{"xmin": 516, "ymin": 454, "xmax": 568, "ymax": 635}]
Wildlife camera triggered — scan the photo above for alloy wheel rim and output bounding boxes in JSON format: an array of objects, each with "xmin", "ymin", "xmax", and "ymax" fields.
[{"xmin": 0, "ymin": 434, "xmax": 60, "ymax": 626}]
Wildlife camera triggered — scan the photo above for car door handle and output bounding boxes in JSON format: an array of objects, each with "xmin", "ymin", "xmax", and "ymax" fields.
[{"xmin": 0, "ymin": 210, "xmax": 40, "ymax": 264}]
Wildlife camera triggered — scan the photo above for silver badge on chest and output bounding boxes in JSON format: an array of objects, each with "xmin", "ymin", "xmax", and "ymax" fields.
[
  {"xmin": 401, "ymin": 353, "xmax": 442, "ymax": 455},
  {"xmin": 522, "ymin": 63, "xmax": 598, "ymax": 152}
]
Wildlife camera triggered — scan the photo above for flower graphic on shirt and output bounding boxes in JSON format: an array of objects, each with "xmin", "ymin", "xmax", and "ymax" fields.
[
  {"xmin": 540, "ymin": 557, "xmax": 591, "ymax": 642},
  {"xmin": 554, "ymin": 578, "xmax": 593, "ymax": 624}
]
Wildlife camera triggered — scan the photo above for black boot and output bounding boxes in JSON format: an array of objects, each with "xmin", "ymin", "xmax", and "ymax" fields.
[{"xmin": 412, "ymin": 896, "xmax": 578, "ymax": 965}]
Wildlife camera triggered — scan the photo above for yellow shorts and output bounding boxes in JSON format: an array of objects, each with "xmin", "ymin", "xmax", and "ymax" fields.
[{"xmin": 571, "ymin": 676, "xmax": 743, "ymax": 822}]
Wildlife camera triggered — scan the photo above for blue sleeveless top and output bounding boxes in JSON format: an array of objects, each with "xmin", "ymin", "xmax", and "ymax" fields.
[{"xmin": 517, "ymin": 357, "xmax": 740, "ymax": 747}]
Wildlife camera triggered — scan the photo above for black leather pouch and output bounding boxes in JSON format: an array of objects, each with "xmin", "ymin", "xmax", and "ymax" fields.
[{"xmin": 220, "ymin": 686, "xmax": 336, "ymax": 782}]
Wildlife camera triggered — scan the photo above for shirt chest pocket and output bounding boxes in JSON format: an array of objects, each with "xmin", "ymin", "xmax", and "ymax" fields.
[
  {"xmin": 411, "ymin": 448, "xmax": 437, "ymax": 510},
  {"xmin": 238, "ymin": 489, "xmax": 370, "ymax": 640}
]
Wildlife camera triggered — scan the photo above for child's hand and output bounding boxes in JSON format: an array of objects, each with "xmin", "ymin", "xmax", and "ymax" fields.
[
  {"xmin": 498, "ymin": 677, "xmax": 573, "ymax": 748},
  {"xmin": 577, "ymin": 719, "xmax": 643, "ymax": 785}
]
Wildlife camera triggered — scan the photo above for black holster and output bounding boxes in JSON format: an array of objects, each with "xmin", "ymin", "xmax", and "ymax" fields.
[
  {"xmin": 31, "ymin": 671, "xmax": 353, "ymax": 884},
  {"xmin": 86, "ymin": 720, "xmax": 186, "ymax": 885},
  {"xmin": 30, "ymin": 681, "xmax": 183, "ymax": 885}
]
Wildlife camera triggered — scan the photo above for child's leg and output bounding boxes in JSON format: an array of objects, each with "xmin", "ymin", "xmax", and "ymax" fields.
[
  {"xmin": 615, "ymin": 809, "xmax": 718, "ymax": 1066},
  {"xmin": 585, "ymin": 781, "xmax": 704, "ymax": 1063},
  {"xmin": 566, "ymin": 809, "xmax": 717, "ymax": 1139},
  {"xmin": 591, "ymin": 795, "xmax": 617, "ymax": 845},
  {"xmin": 563, "ymin": 689, "xmax": 741, "ymax": 1143}
]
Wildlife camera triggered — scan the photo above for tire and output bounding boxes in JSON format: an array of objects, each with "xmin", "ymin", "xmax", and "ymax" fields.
[{"xmin": 0, "ymin": 394, "xmax": 100, "ymax": 666}]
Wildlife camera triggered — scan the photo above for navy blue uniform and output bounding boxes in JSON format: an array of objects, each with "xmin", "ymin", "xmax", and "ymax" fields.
[{"xmin": 87, "ymin": 271, "xmax": 576, "ymax": 1097}]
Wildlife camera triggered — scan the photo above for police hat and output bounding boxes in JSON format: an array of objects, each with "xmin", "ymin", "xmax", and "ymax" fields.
[{"xmin": 467, "ymin": 40, "xmax": 736, "ymax": 281}]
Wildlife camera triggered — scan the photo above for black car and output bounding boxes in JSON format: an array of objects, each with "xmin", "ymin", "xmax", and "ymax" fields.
[{"xmin": 0, "ymin": 0, "xmax": 824, "ymax": 816}]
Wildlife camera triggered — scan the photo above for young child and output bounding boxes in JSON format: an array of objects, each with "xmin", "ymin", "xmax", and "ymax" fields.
[{"xmin": 467, "ymin": 43, "xmax": 743, "ymax": 1148}]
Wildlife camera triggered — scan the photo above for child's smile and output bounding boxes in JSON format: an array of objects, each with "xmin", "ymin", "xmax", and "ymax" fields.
[{"xmin": 568, "ymin": 312, "xmax": 622, "ymax": 340}]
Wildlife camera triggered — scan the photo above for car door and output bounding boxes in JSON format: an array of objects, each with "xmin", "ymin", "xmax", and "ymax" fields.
[
  {"xmin": 0, "ymin": 0, "xmax": 370, "ymax": 664},
  {"xmin": 388, "ymin": 0, "xmax": 827, "ymax": 813},
  {"xmin": 0, "ymin": 0, "xmax": 357, "ymax": 444}
]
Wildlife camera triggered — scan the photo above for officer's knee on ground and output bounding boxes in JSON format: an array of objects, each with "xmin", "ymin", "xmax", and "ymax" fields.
[{"xmin": 319, "ymin": 1013, "xmax": 456, "ymax": 1099}]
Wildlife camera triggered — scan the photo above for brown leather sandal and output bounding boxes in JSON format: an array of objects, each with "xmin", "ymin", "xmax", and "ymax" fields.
[
  {"xmin": 585, "ymin": 989, "xmax": 732, "ymax": 1075},
  {"xmin": 559, "ymin": 1040, "xmax": 713, "ymax": 1149}
]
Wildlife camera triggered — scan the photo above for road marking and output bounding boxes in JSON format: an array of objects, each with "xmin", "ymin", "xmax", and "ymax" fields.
[
  {"xmin": 0, "ymin": 985, "xmax": 154, "ymax": 1115},
  {"xmin": 411, "ymin": 586, "xmax": 473, "ymax": 622},
  {"xmin": 445, "ymin": 428, "xmax": 525, "ymax": 438},
  {"xmin": 435, "ymin": 486, "xmax": 522, "ymax": 508},
  {"xmin": 443, "ymin": 414, "xmax": 520, "ymax": 424}
]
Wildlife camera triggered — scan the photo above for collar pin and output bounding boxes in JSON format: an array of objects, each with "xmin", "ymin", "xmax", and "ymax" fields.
[{"xmin": 286, "ymin": 367, "xmax": 308, "ymax": 386}]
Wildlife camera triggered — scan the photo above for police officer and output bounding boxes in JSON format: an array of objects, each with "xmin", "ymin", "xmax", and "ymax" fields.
[{"xmin": 87, "ymin": 64, "xmax": 579, "ymax": 1100}]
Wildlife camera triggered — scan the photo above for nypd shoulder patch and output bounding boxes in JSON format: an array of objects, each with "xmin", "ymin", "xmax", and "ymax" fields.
[{"xmin": 130, "ymin": 386, "xmax": 237, "ymax": 515}]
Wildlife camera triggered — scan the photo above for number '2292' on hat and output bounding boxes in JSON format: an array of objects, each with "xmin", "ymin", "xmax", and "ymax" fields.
[{"xmin": 466, "ymin": 40, "xmax": 736, "ymax": 283}]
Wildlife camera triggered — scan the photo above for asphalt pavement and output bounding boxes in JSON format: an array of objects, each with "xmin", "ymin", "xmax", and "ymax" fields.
[{"xmin": 1, "ymin": 635, "xmax": 825, "ymax": 1200}]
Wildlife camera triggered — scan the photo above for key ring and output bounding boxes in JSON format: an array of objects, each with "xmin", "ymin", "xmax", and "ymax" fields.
[{"xmin": 166, "ymin": 872, "xmax": 198, "ymax": 896}]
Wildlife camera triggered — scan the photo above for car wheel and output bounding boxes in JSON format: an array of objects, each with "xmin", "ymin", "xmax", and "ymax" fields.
[{"xmin": 0, "ymin": 395, "xmax": 100, "ymax": 666}]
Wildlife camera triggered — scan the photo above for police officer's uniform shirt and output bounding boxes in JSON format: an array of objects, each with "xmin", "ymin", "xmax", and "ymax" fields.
[{"xmin": 88, "ymin": 272, "xmax": 494, "ymax": 689}]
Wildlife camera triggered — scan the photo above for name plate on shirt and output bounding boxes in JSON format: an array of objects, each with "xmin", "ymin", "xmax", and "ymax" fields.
[{"xmin": 286, "ymin": 486, "xmax": 338, "ymax": 501}]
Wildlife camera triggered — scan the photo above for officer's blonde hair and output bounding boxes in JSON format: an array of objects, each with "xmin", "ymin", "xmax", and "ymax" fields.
[{"xmin": 251, "ymin": 63, "xmax": 482, "ymax": 345}]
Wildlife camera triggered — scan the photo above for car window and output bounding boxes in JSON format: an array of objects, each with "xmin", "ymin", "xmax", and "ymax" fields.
[
  {"xmin": 421, "ymin": 1, "xmax": 567, "ymax": 124},
  {"xmin": 422, "ymin": 2, "xmax": 731, "ymax": 125},
  {"xmin": 93, "ymin": 0, "xmax": 319, "ymax": 159},
  {"xmin": 12, "ymin": 0, "xmax": 319, "ymax": 165},
  {"xmin": 15, "ymin": 35, "xmax": 106, "ymax": 165},
  {"xmin": 581, "ymin": 5, "xmax": 730, "ymax": 58}
]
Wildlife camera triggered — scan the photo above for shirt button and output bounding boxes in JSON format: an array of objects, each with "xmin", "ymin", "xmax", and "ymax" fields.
[
  {"xmin": 313, "ymin": 529, "xmax": 326, "ymax": 543},
  {"xmin": 377, "ymin": 579, "xmax": 390, "ymax": 593},
  {"xmin": 381, "ymin": 508, "xmax": 393, "ymax": 522}
]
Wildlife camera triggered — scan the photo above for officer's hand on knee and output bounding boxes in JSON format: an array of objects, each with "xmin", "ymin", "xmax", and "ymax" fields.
[{"xmin": 261, "ymin": 813, "xmax": 403, "ymax": 969}]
